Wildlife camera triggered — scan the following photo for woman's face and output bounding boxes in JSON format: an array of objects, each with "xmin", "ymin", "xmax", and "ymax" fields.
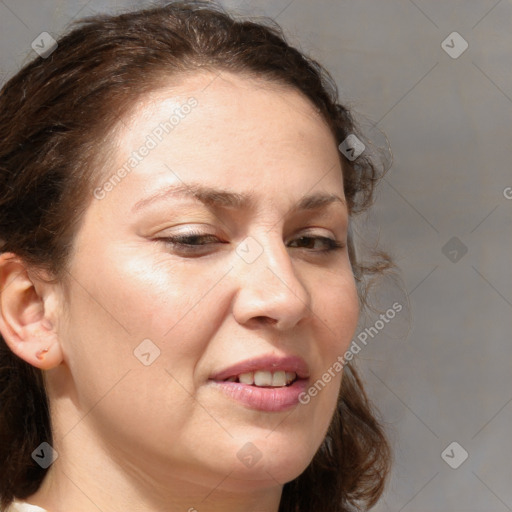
[{"xmin": 53, "ymin": 72, "xmax": 359, "ymax": 495}]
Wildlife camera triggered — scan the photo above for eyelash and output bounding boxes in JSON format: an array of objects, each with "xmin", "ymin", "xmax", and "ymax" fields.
[{"xmin": 158, "ymin": 231, "xmax": 344, "ymax": 255}]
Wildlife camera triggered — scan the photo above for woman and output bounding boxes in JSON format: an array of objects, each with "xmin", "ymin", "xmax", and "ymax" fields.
[{"xmin": 0, "ymin": 2, "xmax": 392, "ymax": 511}]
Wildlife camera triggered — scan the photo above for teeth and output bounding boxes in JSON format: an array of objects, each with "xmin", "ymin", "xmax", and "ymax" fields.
[
  {"xmin": 239, "ymin": 372, "xmax": 254, "ymax": 385},
  {"xmin": 232, "ymin": 371, "xmax": 297, "ymax": 387},
  {"xmin": 271, "ymin": 370, "xmax": 286, "ymax": 387},
  {"xmin": 254, "ymin": 371, "xmax": 273, "ymax": 386}
]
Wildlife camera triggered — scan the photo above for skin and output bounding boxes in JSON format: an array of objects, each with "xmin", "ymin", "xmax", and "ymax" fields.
[{"xmin": 0, "ymin": 71, "xmax": 359, "ymax": 512}]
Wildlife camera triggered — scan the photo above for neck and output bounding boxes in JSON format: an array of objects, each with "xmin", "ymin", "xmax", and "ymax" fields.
[{"xmin": 27, "ymin": 458, "xmax": 283, "ymax": 512}]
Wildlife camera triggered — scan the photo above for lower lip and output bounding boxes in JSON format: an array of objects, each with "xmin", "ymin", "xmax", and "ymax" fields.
[{"xmin": 209, "ymin": 379, "xmax": 308, "ymax": 412}]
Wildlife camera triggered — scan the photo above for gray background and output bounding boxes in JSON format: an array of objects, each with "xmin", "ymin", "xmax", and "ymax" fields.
[{"xmin": 1, "ymin": 1, "xmax": 511, "ymax": 510}]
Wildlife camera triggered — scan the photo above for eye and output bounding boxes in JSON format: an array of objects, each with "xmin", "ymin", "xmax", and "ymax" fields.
[
  {"xmin": 156, "ymin": 230, "xmax": 344, "ymax": 257},
  {"xmin": 288, "ymin": 235, "xmax": 344, "ymax": 253},
  {"xmin": 157, "ymin": 231, "xmax": 226, "ymax": 255}
]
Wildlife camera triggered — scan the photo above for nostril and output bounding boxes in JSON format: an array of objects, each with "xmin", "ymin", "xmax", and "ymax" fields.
[{"xmin": 255, "ymin": 316, "xmax": 278, "ymax": 325}]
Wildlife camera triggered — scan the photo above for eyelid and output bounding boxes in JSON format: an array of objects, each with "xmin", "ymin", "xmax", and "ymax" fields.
[
  {"xmin": 156, "ymin": 224, "xmax": 218, "ymax": 236},
  {"xmin": 287, "ymin": 226, "xmax": 341, "ymax": 241},
  {"xmin": 156, "ymin": 224, "xmax": 344, "ymax": 240}
]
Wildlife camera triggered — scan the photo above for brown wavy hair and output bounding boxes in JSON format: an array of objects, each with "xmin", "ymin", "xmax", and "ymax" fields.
[{"xmin": 0, "ymin": 2, "xmax": 392, "ymax": 510}]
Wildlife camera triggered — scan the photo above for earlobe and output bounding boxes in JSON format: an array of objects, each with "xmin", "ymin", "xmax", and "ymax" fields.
[{"xmin": 0, "ymin": 253, "xmax": 64, "ymax": 370}]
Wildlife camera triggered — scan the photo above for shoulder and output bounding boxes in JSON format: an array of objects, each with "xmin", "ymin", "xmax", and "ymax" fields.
[{"xmin": 2, "ymin": 501, "xmax": 48, "ymax": 512}]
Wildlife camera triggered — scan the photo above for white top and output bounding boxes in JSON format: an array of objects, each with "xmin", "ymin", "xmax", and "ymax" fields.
[{"xmin": 5, "ymin": 502, "xmax": 47, "ymax": 512}]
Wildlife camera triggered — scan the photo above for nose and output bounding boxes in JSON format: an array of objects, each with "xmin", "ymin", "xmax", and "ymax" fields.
[{"xmin": 231, "ymin": 235, "xmax": 312, "ymax": 331}]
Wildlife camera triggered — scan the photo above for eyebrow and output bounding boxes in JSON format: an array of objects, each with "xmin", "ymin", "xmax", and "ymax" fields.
[{"xmin": 131, "ymin": 182, "xmax": 346, "ymax": 214}]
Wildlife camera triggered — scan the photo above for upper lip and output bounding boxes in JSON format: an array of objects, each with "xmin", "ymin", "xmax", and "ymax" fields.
[{"xmin": 210, "ymin": 354, "xmax": 310, "ymax": 381}]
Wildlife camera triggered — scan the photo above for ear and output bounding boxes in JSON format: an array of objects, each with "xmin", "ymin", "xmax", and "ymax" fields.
[{"xmin": 0, "ymin": 253, "xmax": 63, "ymax": 370}]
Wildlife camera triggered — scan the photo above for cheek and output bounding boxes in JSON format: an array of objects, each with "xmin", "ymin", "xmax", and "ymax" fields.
[
  {"xmin": 58, "ymin": 249, "xmax": 232, "ymax": 449},
  {"xmin": 111, "ymin": 252, "xmax": 233, "ymax": 347},
  {"xmin": 314, "ymin": 268, "xmax": 360, "ymax": 351},
  {"xmin": 311, "ymin": 270, "xmax": 359, "ymax": 409},
  {"xmin": 60, "ymin": 246, "xmax": 218, "ymax": 396},
  {"xmin": 74, "ymin": 240, "xmax": 219, "ymax": 333}
]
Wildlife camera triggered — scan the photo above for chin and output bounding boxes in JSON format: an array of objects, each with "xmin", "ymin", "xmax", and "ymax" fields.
[{"xmin": 218, "ymin": 435, "xmax": 318, "ymax": 490}]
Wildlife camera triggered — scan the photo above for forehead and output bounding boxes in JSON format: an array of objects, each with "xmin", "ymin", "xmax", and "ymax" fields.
[
  {"xmin": 96, "ymin": 71, "xmax": 343, "ymax": 206},
  {"xmin": 119, "ymin": 71, "xmax": 334, "ymax": 153}
]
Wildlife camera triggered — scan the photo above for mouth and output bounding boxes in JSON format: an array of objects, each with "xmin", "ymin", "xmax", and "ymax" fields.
[
  {"xmin": 209, "ymin": 355, "xmax": 310, "ymax": 412},
  {"xmin": 210, "ymin": 354, "xmax": 310, "ymax": 382},
  {"xmin": 222, "ymin": 370, "xmax": 298, "ymax": 387}
]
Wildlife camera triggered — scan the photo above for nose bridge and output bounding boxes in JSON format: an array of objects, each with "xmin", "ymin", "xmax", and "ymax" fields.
[{"xmin": 232, "ymin": 233, "xmax": 311, "ymax": 328}]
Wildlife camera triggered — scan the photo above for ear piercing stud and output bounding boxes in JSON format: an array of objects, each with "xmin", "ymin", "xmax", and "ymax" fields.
[{"xmin": 36, "ymin": 347, "xmax": 50, "ymax": 361}]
